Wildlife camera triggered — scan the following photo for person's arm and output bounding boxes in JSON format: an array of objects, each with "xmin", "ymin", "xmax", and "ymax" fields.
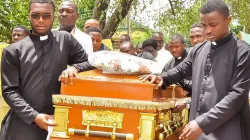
[
  {"xmin": 195, "ymin": 50, "xmax": 250, "ymax": 135},
  {"xmin": 1, "ymin": 48, "xmax": 39, "ymax": 125},
  {"xmin": 68, "ymin": 34, "xmax": 95, "ymax": 72},
  {"xmin": 161, "ymin": 55, "xmax": 193, "ymax": 89},
  {"xmin": 179, "ymin": 79, "xmax": 192, "ymax": 93}
]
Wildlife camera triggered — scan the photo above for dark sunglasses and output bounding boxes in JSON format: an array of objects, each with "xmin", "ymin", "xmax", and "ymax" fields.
[{"xmin": 30, "ymin": 13, "xmax": 52, "ymax": 20}]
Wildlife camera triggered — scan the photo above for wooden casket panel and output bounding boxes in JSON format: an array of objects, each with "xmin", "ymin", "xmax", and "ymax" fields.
[
  {"xmin": 51, "ymin": 95, "xmax": 189, "ymax": 140},
  {"xmin": 51, "ymin": 70, "xmax": 189, "ymax": 140}
]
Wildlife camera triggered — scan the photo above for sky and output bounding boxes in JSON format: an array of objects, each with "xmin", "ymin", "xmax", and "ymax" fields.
[{"xmin": 132, "ymin": 0, "xmax": 170, "ymax": 29}]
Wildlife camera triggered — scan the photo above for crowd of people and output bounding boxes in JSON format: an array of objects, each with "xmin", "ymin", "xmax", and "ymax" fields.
[{"xmin": 0, "ymin": 0, "xmax": 249, "ymax": 140}]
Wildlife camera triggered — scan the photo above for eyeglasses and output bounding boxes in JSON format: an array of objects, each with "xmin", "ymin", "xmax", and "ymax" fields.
[{"xmin": 30, "ymin": 13, "xmax": 52, "ymax": 20}]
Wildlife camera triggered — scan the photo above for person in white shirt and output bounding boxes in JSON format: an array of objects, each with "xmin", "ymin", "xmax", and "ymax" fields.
[
  {"xmin": 57, "ymin": 0, "xmax": 93, "ymax": 55},
  {"xmin": 153, "ymin": 32, "xmax": 172, "ymax": 70}
]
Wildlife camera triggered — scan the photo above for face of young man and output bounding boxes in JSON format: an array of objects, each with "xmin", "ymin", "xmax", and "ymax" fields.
[
  {"xmin": 168, "ymin": 39, "xmax": 185, "ymax": 58},
  {"xmin": 58, "ymin": 2, "xmax": 78, "ymax": 31},
  {"xmin": 12, "ymin": 28, "xmax": 28, "ymax": 43},
  {"xmin": 200, "ymin": 11, "xmax": 231, "ymax": 42},
  {"xmin": 189, "ymin": 27, "xmax": 206, "ymax": 46},
  {"xmin": 29, "ymin": 3, "xmax": 54, "ymax": 36},
  {"xmin": 88, "ymin": 32, "xmax": 102, "ymax": 52}
]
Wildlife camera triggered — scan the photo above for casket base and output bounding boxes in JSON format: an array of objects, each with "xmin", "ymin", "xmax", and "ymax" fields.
[{"xmin": 51, "ymin": 95, "xmax": 189, "ymax": 140}]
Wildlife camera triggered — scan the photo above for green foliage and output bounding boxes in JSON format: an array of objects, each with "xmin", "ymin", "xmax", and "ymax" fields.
[
  {"xmin": 75, "ymin": 0, "xmax": 95, "ymax": 29},
  {"xmin": 0, "ymin": 0, "xmax": 29, "ymax": 42},
  {"xmin": 158, "ymin": 0, "xmax": 204, "ymax": 38},
  {"xmin": 0, "ymin": 0, "xmax": 95, "ymax": 42},
  {"xmin": 158, "ymin": 0, "xmax": 250, "ymax": 39}
]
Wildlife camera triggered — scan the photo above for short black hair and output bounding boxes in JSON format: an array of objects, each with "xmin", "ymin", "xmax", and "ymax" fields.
[
  {"xmin": 85, "ymin": 27, "xmax": 102, "ymax": 35},
  {"xmin": 170, "ymin": 34, "xmax": 185, "ymax": 44},
  {"xmin": 29, "ymin": 0, "xmax": 55, "ymax": 12},
  {"xmin": 142, "ymin": 39, "xmax": 158, "ymax": 50},
  {"xmin": 152, "ymin": 32, "xmax": 163, "ymax": 38},
  {"xmin": 13, "ymin": 25, "xmax": 29, "ymax": 35},
  {"xmin": 120, "ymin": 34, "xmax": 130, "ymax": 41},
  {"xmin": 60, "ymin": 0, "xmax": 78, "ymax": 13},
  {"xmin": 200, "ymin": 0, "xmax": 229, "ymax": 18},
  {"xmin": 190, "ymin": 22, "xmax": 203, "ymax": 29}
]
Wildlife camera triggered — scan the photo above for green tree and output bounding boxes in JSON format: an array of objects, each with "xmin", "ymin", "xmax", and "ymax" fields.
[
  {"xmin": 158, "ymin": 0, "xmax": 250, "ymax": 39},
  {"xmin": 0, "ymin": 0, "xmax": 137, "ymax": 42}
]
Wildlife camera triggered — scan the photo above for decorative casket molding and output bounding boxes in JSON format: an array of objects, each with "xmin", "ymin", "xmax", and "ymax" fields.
[{"xmin": 53, "ymin": 95, "xmax": 189, "ymax": 111}]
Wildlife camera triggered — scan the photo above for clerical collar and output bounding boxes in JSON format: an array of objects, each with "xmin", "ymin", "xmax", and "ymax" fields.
[
  {"xmin": 29, "ymin": 30, "xmax": 52, "ymax": 42},
  {"xmin": 211, "ymin": 32, "xmax": 233, "ymax": 49},
  {"xmin": 175, "ymin": 49, "xmax": 187, "ymax": 60}
]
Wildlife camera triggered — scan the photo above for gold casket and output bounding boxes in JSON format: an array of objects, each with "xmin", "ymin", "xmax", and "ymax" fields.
[{"xmin": 51, "ymin": 70, "xmax": 189, "ymax": 140}]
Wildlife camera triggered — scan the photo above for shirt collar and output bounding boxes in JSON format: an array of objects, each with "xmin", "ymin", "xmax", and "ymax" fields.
[
  {"xmin": 211, "ymin": 31, "xmax": 233, "ymax": 49},
  {"xmin": 175, "ymin": 49, "xmax": 188, "ymax": 61},
  {"xmin": 29, "ymin": 30, "xmax": 52, "ymax": 42},
  {"xmin": 70, "ymin": 26, "xmax": 77, "ymax": 35}
]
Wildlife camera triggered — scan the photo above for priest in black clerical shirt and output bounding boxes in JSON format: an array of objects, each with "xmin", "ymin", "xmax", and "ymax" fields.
[
  {"xmin": 162, "ymin": 34, "xmax": 192, "ymax": 96},
  {"xmin": 141, "ymin": 0, "xmax": 250, "ymax": 140},
  {"xmin": 0, "ymin": 1, "xmax": 93, "ymax": 140}
]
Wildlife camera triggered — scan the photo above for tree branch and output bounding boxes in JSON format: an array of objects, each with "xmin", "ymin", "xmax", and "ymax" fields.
[
  {"xmin": 92, "ymin": 0, "xmax": 111, "ymax": 30},
  {"xmin": 102, "ymin": 0, "xmax": 134, "ymax": 39},
  {"xmin": 168, "ymin": 0, "xmax": 175, "ymax": 16}
]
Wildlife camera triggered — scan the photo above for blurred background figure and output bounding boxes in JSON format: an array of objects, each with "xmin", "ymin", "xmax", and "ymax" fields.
[
  {"xmin": 86, "ymin": 27, "xmax": 110, "ymax": 52},
  {"xmin": 163, "ymin": 33, "xmax": 192, "ymax": 96},
  {"xmin": 142, "ymin": 39, "xmax": 158, "ymax": 58},
  {"xmin": 119, "ymin": 34, "xmax": 131, "ymax": 46},
  {"xmin": 11, "ymin": 25, "xmax": 29, "ymax": 43},
  {"xmin": 120, "ymin": 41, "xmax": 155, "ymax": 60},
  {"xmin": 152, "ymin": 32, "xmax": 164, "ymax": 51},
  {"xmin": 136, "ymin": 43, "xmax": 143, "ymax": 54},
  {"xmin": 84, "ymin": 19, "xmax": 100, "ymax": 32},
  {"xmin": 84, "ymin": 19, "xmax": 113, "ymax": 50},
  {"xmin": 58, "ymin": 0, "xmax": 93, "ymax": 54},
  {"xmin": 189, "ymin": 22, "xmax": 206, "ymax": 47},
  {"xmin": 153, "ymin": 32, "xmax": 172, "ymax": 70}
]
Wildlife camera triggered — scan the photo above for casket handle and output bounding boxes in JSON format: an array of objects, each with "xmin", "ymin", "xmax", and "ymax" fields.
[
  {"xmin": 85, "ymin": 121, "xmax": 90, "ymax": 137},
  {"xmin": 67, "ymin": 127, "xmax": 134, "ymax": 140},
  {"xmin": 111, "ymin": 123, "xmax": 117, "ymax": 139},
  {"xmin": 172, "ymin": 84, "xmax": 176, "ymax": 99}
]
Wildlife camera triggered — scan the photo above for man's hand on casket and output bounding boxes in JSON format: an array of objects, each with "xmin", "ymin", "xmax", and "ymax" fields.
[
  {"xmin": 139, "ymin": 75, "xmax": 163, "ymax": 89},
  {"xmin": 179, "ymin": 120, "xmax": 203, "ymax": 140},
  {"xmin": 172, "ymin": 100, "xmax": 187, "ymax": 113},
  {"xmin": 59, "ymin": 67, "xmax": 78, "ymax": 86},
  {"xmin": 34, "ymin": 114, "xmax": 57, "ymax": 131}
]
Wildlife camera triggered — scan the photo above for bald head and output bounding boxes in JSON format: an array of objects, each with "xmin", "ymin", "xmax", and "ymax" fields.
[
  {"xmin": 84, "ymin": 19, "xmax": 100, "ymax": 32},
  {"xmin": 119, "ymin": 41, "xmax": 136, "ymax": 55}
]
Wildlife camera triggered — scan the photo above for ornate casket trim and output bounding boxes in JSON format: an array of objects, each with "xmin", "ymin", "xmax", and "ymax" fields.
[{"xmin": 52, "ymin": 95, "xmax": 189, "ymax": 111}]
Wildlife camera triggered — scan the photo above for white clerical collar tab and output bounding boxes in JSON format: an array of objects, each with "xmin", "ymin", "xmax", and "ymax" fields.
[
  {"xmin": 40, "ymin": 35, "xmax": 48, "ymax": 41},
  {"xmin": 211, "ymin": 42, "xmax": 217, "ymax": 45}
]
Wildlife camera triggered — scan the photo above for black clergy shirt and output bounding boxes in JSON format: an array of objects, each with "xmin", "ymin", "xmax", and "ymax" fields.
[
  {"xmin": 161, "ymin": 32, "xmax": 250, "ymax": 140},
  {"xmin": 1, "ymin": 31, "xmax": 93, "ymax": 126}
]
